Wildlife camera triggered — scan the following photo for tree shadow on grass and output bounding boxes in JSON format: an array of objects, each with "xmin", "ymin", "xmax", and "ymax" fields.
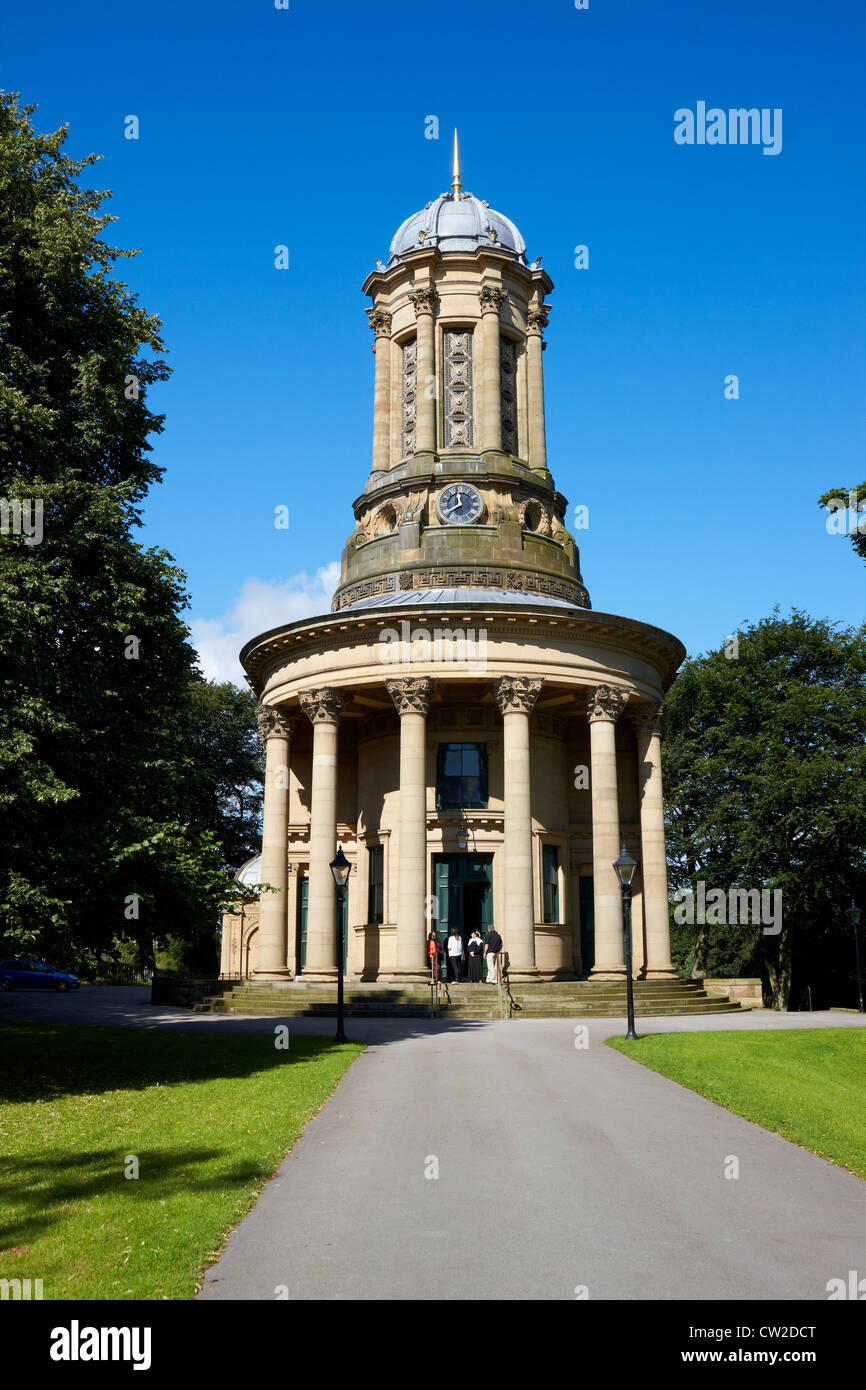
[
  {"xmin": 0, "ymin": 1019, "xmax": 356, "ymax": 1103},
  {"xmin": 0, "ymin": 1144, "xmax": 275, "ymax": 1250}
]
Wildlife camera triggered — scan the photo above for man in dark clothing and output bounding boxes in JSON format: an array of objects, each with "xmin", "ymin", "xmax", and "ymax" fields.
[{"xmin": 484, "ymin": 927, "xmax": 503, "ymax": 983}]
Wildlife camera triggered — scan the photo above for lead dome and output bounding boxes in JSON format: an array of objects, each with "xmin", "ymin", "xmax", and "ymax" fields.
[{"xmin": 388, "ymin": 189, "xmax": 527, "ymax": 264}]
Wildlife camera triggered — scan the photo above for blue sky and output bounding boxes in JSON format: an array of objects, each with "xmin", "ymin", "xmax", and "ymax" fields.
[{"xmin": 5, "ymin": 0, "xmax": 864, "ymax": 680}]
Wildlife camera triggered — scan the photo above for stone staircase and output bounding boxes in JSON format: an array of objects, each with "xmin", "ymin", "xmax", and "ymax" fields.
[{"xmin": 192, "ymin": 978, "xmax": 742, "ymax": 1019}]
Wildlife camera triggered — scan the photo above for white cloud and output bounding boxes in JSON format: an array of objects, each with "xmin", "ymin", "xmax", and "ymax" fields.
[{"xmin": 190, "ymin": 561, "xmax": 341, "ymax": 685}]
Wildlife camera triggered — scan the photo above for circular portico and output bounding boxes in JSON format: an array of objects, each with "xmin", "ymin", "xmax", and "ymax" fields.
[{"xmin": 238, "ymin": 594, "xmax": 683, "ymax": 984}]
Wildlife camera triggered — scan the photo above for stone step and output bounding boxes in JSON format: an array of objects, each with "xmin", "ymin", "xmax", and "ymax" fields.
[{"xmin": 194, "ymin": 998, "xmax": 741, "ymax": 1018}]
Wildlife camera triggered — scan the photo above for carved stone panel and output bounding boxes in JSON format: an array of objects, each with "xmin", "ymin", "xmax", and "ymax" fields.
[
  {"xmin": 500, "ymin": 338, "xmax": 518, "ymax": 455},
  {"xmin": 443, "ymin": 330, "xmax": 473, "ymax": 448},
  {"xmin": 401, "ymin": 338, "xmax": 417, "ymax": 456}
]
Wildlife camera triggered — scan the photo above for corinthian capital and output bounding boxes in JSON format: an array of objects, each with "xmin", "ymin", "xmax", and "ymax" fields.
[
  {"xmin": 387, "ymin": 677, "xmax": 436, "ymax": 716},
  {"xmin": 256, "ymin": 705, "xmax": 297, "ymax": 744},
  {"xmin": 367, "ymin": 307, "xmax": 392, "ymax": 337},
  {"xmin": 478, "ymin": 285, "xmax": 506, "ymax": 315},
  {"xmin": 408, "ymin": 285, "xmax": 437, "ymax": 316},
  {"xmin": 630, "ymin": 701, "xmax": 665, "ymax": 739},
  {"xmin": 585, "ymin": 683, "xmax": 630, "ymax": 724},
  {"xmin": 527, "ymin": 305, "xmax": 550, "ymax": 335},
  {"xmin": 298, "ymin": 687, "xmax": 344, "ymax": 726},
  {"xmin": 494, "ymin": 675, "xmax": 544, "ymax": 716}
]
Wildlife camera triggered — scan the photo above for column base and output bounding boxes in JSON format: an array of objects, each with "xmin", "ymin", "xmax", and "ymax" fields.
[
  {"xmin": 297, "ymin": 969, "xmax": 340, "ymax": 982},
  {"xmin": 589, "ymin": 966, "xmax": 627, "ymax": 981},
  {"xmin": 389, "ymin": 969, "xmax": 432, "ymax": 984},
  {"xmin": 253, "ymin": 969, "xmax": 293, "ymax": 982},
  {"xmin": 506, "ymin": 966, "xmax": 541, "ymax": 983},
  {"xmin": 644, "ymin": 968, "xmax": 679, "ymax": 980}
]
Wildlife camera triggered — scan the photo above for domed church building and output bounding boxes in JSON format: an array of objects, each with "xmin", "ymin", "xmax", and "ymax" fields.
[{"xmin": 221, "ymin": 140, "xmax": 685, "ymax": 986}]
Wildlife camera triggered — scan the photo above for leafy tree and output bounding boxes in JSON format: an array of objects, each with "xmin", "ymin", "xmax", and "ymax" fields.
[
  {"xmin": 0, "ymin": 93, "xmax": 261, "ymax": 975},
  {"xmin": 178, "ymin": 680, "xmax": 263, "ymax": 874},
  {"xmin": 663, "ymin": 611, "xmax": 866, "ymax": 1009},
  {"xmin": 818, "ymin": 483, "xmax": 866, "ymax": 563}
]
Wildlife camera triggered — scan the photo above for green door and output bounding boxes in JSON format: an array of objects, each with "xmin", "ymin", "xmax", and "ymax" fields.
[
  {"xmin": 579, "ymin": 874, "xmax": 594, "ymax": 976},
  {"xmin": 296, "ymin": 874, "xmax": 308, "ymax": 970},
  {"xmin": 433, "ymin": 854, "xmax": 493, "ymax": 953},
  {"xmin": 296, "ymin": 875, "xmax": 346, "ymax": 974}
]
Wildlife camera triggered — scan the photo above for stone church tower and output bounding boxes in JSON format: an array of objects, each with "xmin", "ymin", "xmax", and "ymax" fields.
[{"xmin": 222, "ymin": 140, "xmax": 685, "ymax": 985}]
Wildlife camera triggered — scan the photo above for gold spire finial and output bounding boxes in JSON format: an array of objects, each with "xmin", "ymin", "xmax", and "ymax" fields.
[{"xmin": 451, "ymin": 129, "xmax": 462, "ymax": 200}]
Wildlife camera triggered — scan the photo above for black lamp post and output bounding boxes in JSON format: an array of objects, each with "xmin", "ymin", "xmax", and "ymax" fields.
[
  {"xmin": 849, "ymin": 902, "xmax": 864, "ymax": 1014},
  {"xmin": 330, "ymin": 846, "xmax": 351, "ymax": 1043},
  {"xmin": 613, "ymin": 844, "xmax": 638, "ymax": 1041}
]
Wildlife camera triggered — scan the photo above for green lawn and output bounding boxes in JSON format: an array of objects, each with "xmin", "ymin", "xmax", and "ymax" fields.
[
  {"xmin": 608, "ymin": 1028, "xmax": 866, "ymax": 1179},
  {"xmin": 0, "ymin": 1019, "xmax": 363, "ymax": 1299}
]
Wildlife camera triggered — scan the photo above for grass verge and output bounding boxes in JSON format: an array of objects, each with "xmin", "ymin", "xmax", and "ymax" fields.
[
  {"xmin": 0, "ymin": 1019, "xmax": 363, "ymax": 1299},
  {"xmin": 607, "ymin": 1028, "xmax": 866, "ymax": 1179}
]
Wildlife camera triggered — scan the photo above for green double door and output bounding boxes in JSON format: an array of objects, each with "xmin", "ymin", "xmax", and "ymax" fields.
[
  {"xmin": 433, "ymin": 854, "xmax": 494, "ymax": 962},
  {"xmin": 296, "ymin": 875, "xmax": 347, "ymax": 974}
]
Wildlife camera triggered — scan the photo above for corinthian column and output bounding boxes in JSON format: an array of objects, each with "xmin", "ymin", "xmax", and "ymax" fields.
[
  {"xmin": 255, "ymin": 705, "xmax": 296, "ymax": 979},
  {"xmin": 526, "ymin": 304, "xmax": 549, "ymax": 475},
  {"xmin": 631, "ymin": 703, "xmax": 676, "ymax": 979},
  {"xmin": 478, "ymin": 285, "xmax": 505, "ymax": 454},
  {"xmin": 298, "ymin": 687, "xmax": 343, "ymax": 980},
  {"xmin": 586, "ymin": 683, "xmax": 630, "ymax": 979},
  {"xmin": 387, "ymin": 677, "xmax": 436, "ymax": 979},
  {"xmin": 367, "ymin": 307, "xmax": 392, "ymax": 474},
  {"xmin": 409, "ymin": 285, "xmax": 437, "ymax": 453},
  {"xmin": 494, "ymin": 675, "xmax": 543, "ymax": 979}
]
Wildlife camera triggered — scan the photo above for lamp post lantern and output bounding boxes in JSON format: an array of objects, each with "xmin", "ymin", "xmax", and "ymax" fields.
[
  {"xmin": 330, "ymin": 846, "xmax": 351, "ymax": 1043},
  {"xmin": 613, "ymin": 844, "xmax": 638, "ymax": 1041},
  {"xmin": 849, "ymin": 902, "xmax": 864, "ymax": 1014},
  {"xmin": 456, "ymin": 814, "xmax": 469, "ymax": 851}
]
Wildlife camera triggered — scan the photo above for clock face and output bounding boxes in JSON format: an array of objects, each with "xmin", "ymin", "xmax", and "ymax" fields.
[{"xmin": 437, "ymin": 483, "xmax": 484, "ymax": 526}]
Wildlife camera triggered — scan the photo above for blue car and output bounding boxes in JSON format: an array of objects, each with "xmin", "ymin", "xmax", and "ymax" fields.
[{"xmin": 0, "ymin": 958, "xmax": 81, "ymax": 992}]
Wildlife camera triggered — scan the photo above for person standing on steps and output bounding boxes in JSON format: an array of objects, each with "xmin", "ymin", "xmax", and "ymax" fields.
[
  {"xmin": 446, "ymin": 928, "xmax": 464, "ymax": 983},
  {"xmin": 466, "ymin": 929, "xmax": 483, "ymax": 983},
  {"xmin": 427, "ymin": 930, "xmax": 443, "ymax": 985},
  {"xmin": 484, "ymin": 925, "xmax": 503, "ymax": 984}
]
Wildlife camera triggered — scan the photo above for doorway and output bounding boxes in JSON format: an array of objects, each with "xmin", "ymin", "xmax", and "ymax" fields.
[{"xmin": 433, "ymin": 854, "xmax": 494, "ymax": 959}]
